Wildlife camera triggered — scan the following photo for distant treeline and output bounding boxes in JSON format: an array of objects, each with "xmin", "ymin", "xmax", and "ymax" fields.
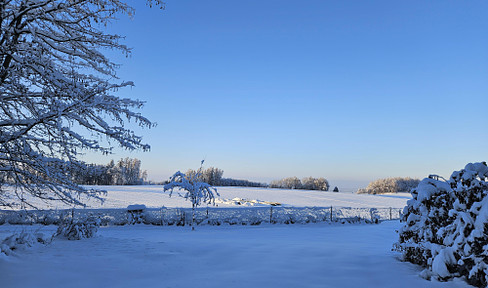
[
  {"xmin": 356, "ymin": 177, "xmax": 420, "ymax": 194},
  {"xmin": 183, "ymin": 168, "xmax": 330, "ymax": 191},
  {"xmin": 185, "ymin": 167, "xmax": 266, "ymax": 187},
  {"xmin": 72, "ymin": 158, "xmax": 147, "ymax": 185},
  {"xmin": 269, "ymin": 177, "xmax": 330, "ymax": 191},
  {"xmin": 72, "ymin": 160, "xmax": 330, "ymax": 190}
]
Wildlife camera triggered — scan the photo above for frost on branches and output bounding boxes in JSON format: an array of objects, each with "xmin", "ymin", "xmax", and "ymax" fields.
[
  {"xmin": 164, "ymin": 165, "xmax": 219, "ymax": 230},
  {"xmin": 395, "ymin": 162, "xmax": 488, "ymax": 287},
  {"xmin": 0, "ymin": 1, "xmax": 163, "ymax": 208}
]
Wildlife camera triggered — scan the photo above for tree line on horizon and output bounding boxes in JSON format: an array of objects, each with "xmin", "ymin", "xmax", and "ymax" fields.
[
  {"xmin": 269, "ymin": 176, "xmax": 330, "ymax": 191},
  {"xmin": 183, "ymin": 167, "xmax": 332, "ymax": 192},
  {"xmin": 71, "ymin": 158, "xmax": 147, "ymax": 186},
  {"xmin": 356, "ymin": 177, "xmax": 420, "ymax": 194},
  {"xmin": 71, "ymin": 161, "xmax": 334, "ymax": 191},
  {"xmin": 69, "ymin": 160, "xmax": 422, "ymax": 196},
  {"xmin": 184, "ymin": 167, "xmax": 267, "ymax": 188}
]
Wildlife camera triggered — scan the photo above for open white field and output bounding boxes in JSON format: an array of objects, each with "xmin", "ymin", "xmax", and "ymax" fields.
[
  {"xmin": 0, "ymin": 221, "xmax": 469, "ymax": 288},
  {"xmin": 3, "ymin": 185, "xmax": 411, "ymax": 210},
  {"xmin": 30, "ymin": 185, "xmax": 409, "ymax": 210}
]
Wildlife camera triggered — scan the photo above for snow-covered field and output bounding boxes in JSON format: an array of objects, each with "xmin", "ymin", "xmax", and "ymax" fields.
[
  {"xmin": 14, "ymin": 185, "xmax": 410, "ymax": 210},
  {"xmin": 0, "ymin": 221, "xmax": 469, "ymax": 288},
  {"xmin": 98, "ymin": 185, "xmax": 410, "ymax": 208},
  {"xmin": 2, "ymin": 186, "xmax": 466, "ymax": 287}
]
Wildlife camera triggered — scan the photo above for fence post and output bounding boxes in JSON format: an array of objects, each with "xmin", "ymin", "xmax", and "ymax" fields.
[
  {"xmin": 330, "ymin": 206, "xmax": 333, "ymax": 222},
  {"xmin": 389, "ymin": 207, "xmax": 392, "ymax": 221},
  {"xmin": 160, "ymin": 207, "xmax": 164, "ymax": 226},
  {"xmin": 270, "ymin": 206, "xmax": 273, "ymax": 224},
  {"xmin": 180, "ymin": 209, "xmax": 186, "ymax": 226}
]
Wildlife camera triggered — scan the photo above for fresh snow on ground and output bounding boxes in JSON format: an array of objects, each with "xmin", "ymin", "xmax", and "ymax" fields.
[
  {"xmin": 0, "ymin": 221, "xmax": 470, "ymax": 288},
  {"xmin": 0, "ymin": 186, "xmax": 432, "ymax": 287},
  {"xmin": 11, "ymin": 185, "xmax": 410, "ymax": 210}
]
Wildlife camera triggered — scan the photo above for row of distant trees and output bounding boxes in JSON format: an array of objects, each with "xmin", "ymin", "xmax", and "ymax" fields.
[
  {"xmin": 184, "ymin": 168, "xmax": 331, "ymax": 191},
  {"xmin": 69, "ymin": 162, "xmax": 331, "ymax": 190},
  {"xmin": 72, "ymin": 158, "xmax": 147, "ymax": 186},
  {"xmin": 185, "ymin": 167, "xmax": 266, "ymax": 187},
  {"xmin": 357, "ymin": 177, "xmax": 420, "ymax": 194},
  {"xmin": 269, "ymin": 177, "xmax": 330, "ymax": 191}
]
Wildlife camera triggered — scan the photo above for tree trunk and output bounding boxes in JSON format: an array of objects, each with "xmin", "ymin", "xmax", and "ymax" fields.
[{"xmin": 192, "ymin": 203, "xmax": 196, "ymax": 231}]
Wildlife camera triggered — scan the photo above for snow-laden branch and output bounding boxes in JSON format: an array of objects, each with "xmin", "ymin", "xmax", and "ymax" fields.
[
  {"xmin": 0, "ymin": 0, "xmax": 163, "ymax": 208},
  {"xmin": 164, "ymin": 168, "xmax": 219, "ymax": 230}
]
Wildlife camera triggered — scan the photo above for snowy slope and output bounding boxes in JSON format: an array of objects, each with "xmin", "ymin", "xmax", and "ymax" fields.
[{"xmin": 0, "ymin": 221, "xmax": 469, "ymax": 288}]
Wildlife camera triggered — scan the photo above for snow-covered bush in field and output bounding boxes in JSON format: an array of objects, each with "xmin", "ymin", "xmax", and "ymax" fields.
[
  {"xmin": 56, "ymin": 216, "xmax": 101, "ymax": 240},
  {"xmin": 164, "ymin": 164, "xmax": 219, "ymax": 230},
  {"xmin": 1, "ymin": 232, "xmax": 51, "ymax": 256},
  {"xmin": 395, "ymin": 162, "xmax": 488, "ymax": 287}
]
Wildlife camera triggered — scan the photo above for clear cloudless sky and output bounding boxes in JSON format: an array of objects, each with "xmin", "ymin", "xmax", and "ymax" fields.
[{"xmin": 82, "ymin": 0, "xmax": 488, "ymax": 189}]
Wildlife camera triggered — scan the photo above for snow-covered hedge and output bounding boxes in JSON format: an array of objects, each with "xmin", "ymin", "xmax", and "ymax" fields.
[
  {"xmin": 0, "ymin": 206, "xmax": 402, "ymax": 227},
  {"xmin": 395, "ymin": 162, "xmax": 488, "ymax": 287}
]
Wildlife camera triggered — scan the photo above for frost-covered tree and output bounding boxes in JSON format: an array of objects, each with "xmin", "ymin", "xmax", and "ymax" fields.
[
  {"xmin": 164, "ymin": 164, "xmax": 219, "ymax": 230},
  {"xmin": 186, "ymin": 166, "xmax": 223, "ymax": 186},
  {"xmin": 270, "ymin": 176, "xmax": 329, "ymax": 191},
  {"xmin": 301, "ymin": 177, "xmax": 315, "ymax": 190},
  {"xmin": 302, "ymin": 177, "xmax": 329, "ymax": 191},
  {"xmin": 113, "ymin": 158, "xmax": 145, "ymax": 185},
  {"xmin": 395, "ymin": 162, "xmax": 488, "ymax": 287},
  {"xmin": 202, "ymin": 167, "xmax": 224, "ymax": 186},
  {"xmin": 357, "ymin": 177, "xmax": 420, "ymax": 194},
  {"xmin": 69, "ymin": 158, "xmax": 146, "ymax": 185},
  {"xmin": 0, "ymin": 1, "xmax": 163, "ymax": 208}
]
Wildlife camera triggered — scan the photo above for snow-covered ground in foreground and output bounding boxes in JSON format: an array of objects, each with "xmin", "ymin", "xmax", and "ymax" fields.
[
  {"xmin": 0, "ymin": 221, "xmax": 469, "ymax": 288},
  {"xmin": 19, "ymin": 185, "xmax": 410, "ymax": 210}
]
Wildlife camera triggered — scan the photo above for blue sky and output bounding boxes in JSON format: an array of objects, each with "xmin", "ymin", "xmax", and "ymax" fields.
[{"xmin": 84, "ymin": 0, "xmax": 488, "ymax": 187}]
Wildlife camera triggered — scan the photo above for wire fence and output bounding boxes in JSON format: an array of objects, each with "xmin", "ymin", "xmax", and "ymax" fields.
[{"xmin": 0, "ymin": 206, "xmax": 403, "ymax": 226}]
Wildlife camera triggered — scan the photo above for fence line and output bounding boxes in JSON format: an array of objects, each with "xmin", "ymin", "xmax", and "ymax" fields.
[{"xmin": 0, "ymin": 206, "xmax": 403, "ymax": 226}]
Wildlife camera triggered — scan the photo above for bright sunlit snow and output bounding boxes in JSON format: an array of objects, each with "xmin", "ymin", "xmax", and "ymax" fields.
[
  {"xmin": 0, "ymin": 221, "xmax": 469, "ymax": 288},
  {"xmin": 5, "ymin": 185, "xmax": 410, "ymax": 210}
]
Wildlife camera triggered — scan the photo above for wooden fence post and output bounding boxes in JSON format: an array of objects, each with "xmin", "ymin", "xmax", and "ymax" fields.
[
  {"xmin": 330, "ymin": 206, "xmax": 333, "ymax": 222},
  {"xmin": 270, "ymin": 206, "xmax": 273, "ymax": 224}
]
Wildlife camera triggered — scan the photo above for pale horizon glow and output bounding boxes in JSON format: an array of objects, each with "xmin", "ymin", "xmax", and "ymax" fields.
[{"xmin": 82, "ymin": 1, "xmax": 488, "ymax": 187}]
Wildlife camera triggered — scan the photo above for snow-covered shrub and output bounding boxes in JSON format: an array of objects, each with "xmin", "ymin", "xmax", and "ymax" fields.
[
  {"xmin": 99, "ymin": 215, "xmax": 116, "ymax": 226},
  {"xmin": 369, "ymin": 208, "xmax": 380, "ymax": 224},
  {"xmin": 164, "ymin": 164, "xmax": 219, "ymax": 230},
  {"xmin": 1, "ymin": 232, "xmax": 51, "ymax": 256},
  {"xmin": 56, "ymin": 216, "xmax": 101, "ymax": 240},
  {"xmin": 127, "ymin": 204, "xmax": 146, "ymax": 224},
  {"xmin": 395, "ymin": 162, "xmax": 488, "ymax": 286},
  {"xmin": 127, "ymin": 212, "xmax": 144, "ymax": 224}
]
